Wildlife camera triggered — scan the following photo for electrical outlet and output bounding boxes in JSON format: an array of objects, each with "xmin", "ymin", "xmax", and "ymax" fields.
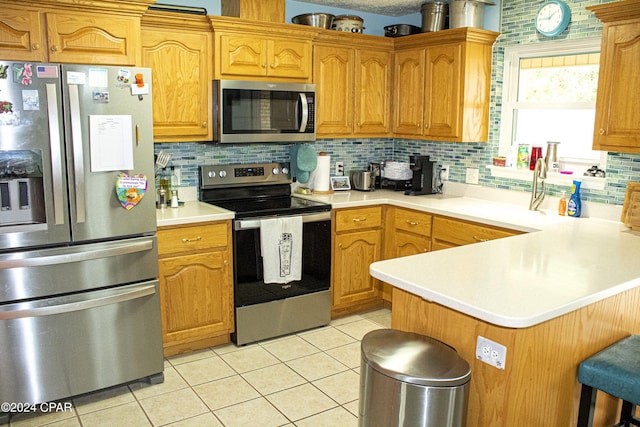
[
  {"xmin": 441, "ymin": 165, "xmax": 450, "ymax": 181},
  {"xmin": 465, "ymin": 168, "xmax": 479, "ymax": 184},
  {"xmin": 335, "ymin": 161, "xmax": 344, "ymax": 176},
  {"xmin": 476, "ymin": 335, "xmax": 507, "ymax": 370}
]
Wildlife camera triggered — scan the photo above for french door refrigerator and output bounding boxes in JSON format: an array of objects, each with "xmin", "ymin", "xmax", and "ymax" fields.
[{"xmin": 0, "ymin": 63, "xmax": 163, "ymax": 420}]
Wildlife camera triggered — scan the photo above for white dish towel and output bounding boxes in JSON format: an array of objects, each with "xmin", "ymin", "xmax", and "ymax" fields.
[{"xmin": 260, "ymin": 216, "xmax": 303, "ymax": 284}]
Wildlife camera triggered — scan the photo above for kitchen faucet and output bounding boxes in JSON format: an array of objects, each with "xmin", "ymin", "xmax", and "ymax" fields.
[{"xmin": 529, "ymin": 157, "xmax": 547, "ymax": 210}]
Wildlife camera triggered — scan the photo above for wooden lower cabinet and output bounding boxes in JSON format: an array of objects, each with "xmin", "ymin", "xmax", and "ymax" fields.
[
  {"xmin": 383, "ymin": 207, "xmax": 432, "ymax": 302},
  {"xmin": 157, "ymin": 221, "xmax": 234, "ymax": 356},
  {"xmin": 431, "ymin": 215, "xmax": 522, "ymax": 251},
  {"xmin": 331, "ymin": 207, "xmax": 383, "ymax": 317}
]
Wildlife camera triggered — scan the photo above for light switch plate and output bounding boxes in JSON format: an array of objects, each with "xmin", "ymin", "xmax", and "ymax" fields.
[{"xmin": 476, "ymin": 335, "xmax": 507, "ymax": 370}]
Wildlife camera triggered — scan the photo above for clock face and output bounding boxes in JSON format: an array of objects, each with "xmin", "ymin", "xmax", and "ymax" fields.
[{"xmin": 536, "ymin": 1, "xmax": 571, "ymax": 36}]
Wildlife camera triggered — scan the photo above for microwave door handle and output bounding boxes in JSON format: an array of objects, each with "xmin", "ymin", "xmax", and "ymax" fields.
[
  {"xmin": 68, "ymin": 84, "xmax": 86, "ymax": 223},
  {"xmin": 46, "ymin": 83, "xmax": 65, "ymax": 225},
  {"xmin": 298, "ymin": 93, "xmax": 309, "ymax": 132}
]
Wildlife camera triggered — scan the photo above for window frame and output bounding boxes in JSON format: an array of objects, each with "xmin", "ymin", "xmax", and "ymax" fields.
[{"xmin": 498, "ymin": 37, "xmax": 606, "ymax": 168}]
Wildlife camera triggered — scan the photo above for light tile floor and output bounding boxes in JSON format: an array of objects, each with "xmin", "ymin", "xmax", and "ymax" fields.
[{"xmin": 8, "ymin": 308, "xmax": 391, "ymax": 427}]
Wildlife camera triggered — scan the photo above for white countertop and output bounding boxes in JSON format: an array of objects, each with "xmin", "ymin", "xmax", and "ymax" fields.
[
  {"xmin": 298, "ymin": 187, "xmax": 640, "ymax": 329},
  {"xmin": 158, "ymin": 186, "xmax": 640, "ymax": 328},
  {"xmin": 156, "ymin": 201, "xmax": 234, "ymax": 227}
]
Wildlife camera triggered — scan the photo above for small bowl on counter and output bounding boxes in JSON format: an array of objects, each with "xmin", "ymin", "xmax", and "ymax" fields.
[{"xmin": 292, "ymin": 13, "xmax": 335, "ymax": 29}]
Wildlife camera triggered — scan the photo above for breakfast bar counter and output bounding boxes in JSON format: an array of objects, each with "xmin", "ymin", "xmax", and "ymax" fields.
[{"xmin": 301, "ymin": 188, "xmax": 640, "ymax": 426}]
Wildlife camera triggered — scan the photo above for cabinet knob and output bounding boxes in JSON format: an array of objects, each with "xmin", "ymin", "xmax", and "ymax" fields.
[
  {"xmin": 338, "ymin": 243, "xmax": 343, "ymax": 248},
  {"xmin": 472, "ymin": 236, "xmax": 488, "ymax": 242},
  {"xmin": 405, "ymin": 220, "xmax": 419, "ymax": 226},
  {"xmin": 32, "ymin": 43, "xmax": 40, "ymax": 51},
  {"xmin": 202, "ymin": 122, "xmax": 207, "ymax": 128},
  {"xmin": 50, "ymin": 45, "xmax": 58, "ymax": 52},
  {"xmin": 424, "ymin": 123, "xmax": 429, "ymax": 129},
  {"xmin": 181, "ymin": 236, "xmax": 202, "ymax": 243},
  {"xmin": 599, "ymin": 128, "xmax": 605, "ymax": 135}
]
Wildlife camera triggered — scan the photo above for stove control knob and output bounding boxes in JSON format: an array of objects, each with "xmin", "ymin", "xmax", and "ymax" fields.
[
  {"xmin": 219, "ymin": 170, "xmax": 227, "ymax": 178},
  {"xmin": 208, "ymin": 171, "xmax": 216, "ymax": 178},
  {"xmin": 272, "ymin": 167, "xmax": 280, "ymax": 175},
  {"xmin": 282, "ymin": 167, "xmax": 289, "ymax": 175}
]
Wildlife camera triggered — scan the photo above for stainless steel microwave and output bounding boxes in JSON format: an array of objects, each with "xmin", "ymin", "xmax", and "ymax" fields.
[{"xmin": 213, "ymin": 80, "xmax": 316, "ymax": 143}]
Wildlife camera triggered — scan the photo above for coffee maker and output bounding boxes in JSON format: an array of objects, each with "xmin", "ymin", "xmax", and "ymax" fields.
[{"xmin": 405, "ymin": 155, "xmax": 438, "ymax": 196}]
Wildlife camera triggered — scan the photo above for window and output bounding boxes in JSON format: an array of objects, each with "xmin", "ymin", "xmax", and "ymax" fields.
[{"xmin": 499, "ymin": 38, "xmax": 606, "ymax": 173}]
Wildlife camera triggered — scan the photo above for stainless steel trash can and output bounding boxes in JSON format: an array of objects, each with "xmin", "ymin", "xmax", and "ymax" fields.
[{"xmin": 359, "ymin": 329, "xmax": 471, "ymax": 427}]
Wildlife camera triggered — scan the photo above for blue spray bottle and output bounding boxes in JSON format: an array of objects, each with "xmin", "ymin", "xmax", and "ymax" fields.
[{"xmin": 567, "ymin": 179, "xmax": 582, "ymax": 217}]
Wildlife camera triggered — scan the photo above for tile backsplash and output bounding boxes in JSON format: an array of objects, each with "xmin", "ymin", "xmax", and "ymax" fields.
[{"xmin": 155, "ymin": 0, "xmax": 639, "ymax": 207}]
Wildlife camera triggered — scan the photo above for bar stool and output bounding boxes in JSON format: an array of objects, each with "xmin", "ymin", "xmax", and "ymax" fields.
[{"xmin": 577, "ymin": 335, "xmax": 640, "ymax": 427}]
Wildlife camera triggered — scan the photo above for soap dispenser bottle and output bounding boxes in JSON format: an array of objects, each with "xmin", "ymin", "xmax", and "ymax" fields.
[
  {"xmin": 567, "ymin": 180, "xmax": 582, "ymax": 217},
  {"xmin": 558, "ymin": 190, "xmax": 567, "ymax": 216}
]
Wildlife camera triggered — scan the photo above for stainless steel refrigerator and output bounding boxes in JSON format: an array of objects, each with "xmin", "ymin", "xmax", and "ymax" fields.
[{"xmin": 0, "ymin": 63, "xmax": 163, "ymax": 419}]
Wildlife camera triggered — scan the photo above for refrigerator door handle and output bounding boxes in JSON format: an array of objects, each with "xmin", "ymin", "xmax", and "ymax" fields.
[
  {"xmin": 68, "ymin": 84, "xmax": 86, "ymax": 223},
  {"xmin": 0, "ymin": 239, "xmax": 153, "ymax": 269},
  {"xmin": 0, "ymin": 283, "xmax": 157, "ymax": 320},
  {"xmin": 46, "ymin": 83, "xmax": 65, "ymax": 225}
]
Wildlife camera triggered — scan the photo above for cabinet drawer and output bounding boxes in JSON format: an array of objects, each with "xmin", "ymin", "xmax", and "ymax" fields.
[
  {"xmin": 335, "ymin": 207, "xmax": 383, "ymax": 232},
  {"xmin": 432, "ymin": 216, "xmax": 518, "ymax": 246},
  {"xmin": 394, "ymin": 209, "xmax": 432, "ymax": 236},
  {"xmin": 158, "ymin": 222, "xmax": 229, "ymax": 256}
]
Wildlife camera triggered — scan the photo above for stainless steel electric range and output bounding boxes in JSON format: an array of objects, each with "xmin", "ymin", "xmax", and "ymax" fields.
[{"xmin": 200, "ymin": 162, "xmax": 331, "ymax": 345}]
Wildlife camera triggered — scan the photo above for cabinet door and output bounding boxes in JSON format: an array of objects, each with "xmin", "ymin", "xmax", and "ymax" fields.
[
  {"xmin": 393, "ymin": 48, "xmax": 425, "ymax": 135},
  {"xmin": 333, "ymin": 229, "xmax": 382, "ymax": 308},
  {"xmin": 391, "ymin": 231, "xmax": 430, "ymax": 258},
  {"xmin": 593, "ymin": 21, "xmax": 640, "ymax": 153},
  {"xmin": 424, "ymin": 44, "xmax": 462, "ymax": 139},
  {"xmin": 142, "ymin": 29, "xmax": 212, "ymax": 142},
  {"xmin": 267, "ymin": 38, "xmax": 311, "ymax": 79},
  {"xmin": 45, "ymin": 11, "xmax": 139, "ymax": 65},
  {"xmin": 0, "ymin": 8, "xmax": 46, "ymax": 62},
  {"xmin": 159, "ymin": 250, "xmax": 233, "ymax": 349},
  {"xmin": 355, "ymin": 49, "xmax": 391, "ymax": 135},
  {"xmin": 218, "ymin": 34, "xmax": 267, "ymax": 77},
  {"xmin": 314, "ymin": 45, "xmax": 354, "ymax": 135}
]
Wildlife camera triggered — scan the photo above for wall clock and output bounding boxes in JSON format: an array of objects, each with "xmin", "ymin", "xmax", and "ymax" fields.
[{"xmin": 535, "ymin": 0, "xmax": 571, "ymax": 37}]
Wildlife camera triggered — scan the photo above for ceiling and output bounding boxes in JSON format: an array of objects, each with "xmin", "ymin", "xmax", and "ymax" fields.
[{"xmin": 293, "ymin": 0, "xmax": 425, "ymax": 16}]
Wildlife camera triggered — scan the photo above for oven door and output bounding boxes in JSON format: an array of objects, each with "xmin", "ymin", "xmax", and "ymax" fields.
[{"xmin": 233, "ymin": 212, "xmax": 331, "ymax": 307}]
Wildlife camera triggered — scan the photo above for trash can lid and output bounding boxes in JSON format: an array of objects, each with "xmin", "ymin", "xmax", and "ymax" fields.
[{"xmin": 361, "ymin": 329, "xmax": 471, "ymax": 387}]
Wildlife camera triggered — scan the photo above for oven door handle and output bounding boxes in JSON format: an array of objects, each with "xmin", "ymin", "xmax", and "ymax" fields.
[
  {"xmin": 235, "ymin": 211, "xmax": 331, "ymax": 230},
  {"xmin": 0, "ymin": 283, "xmax": 157, "ymax": 320}
]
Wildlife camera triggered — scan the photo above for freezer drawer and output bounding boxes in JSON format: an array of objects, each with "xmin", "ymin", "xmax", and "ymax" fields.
[
  {"xmin": 0, "ymin": 281, "xmax": 163, "ymax": 406},
  {"xmin": 0, "ymin": 235, "xmax": 158, "ymax": 302}
]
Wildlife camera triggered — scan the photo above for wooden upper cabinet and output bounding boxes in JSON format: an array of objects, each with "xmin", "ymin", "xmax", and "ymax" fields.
[
  {"xmin": 46, "ymin": 12, "xmax": 139, "ymax": 65},
  {"xmin": 314, "ymin": 45, "xmax": 354, "ymax": 135},
  {"xmin": 424, "ymin": 44, "xmax": 462, "ymax": 139},
  {"xmin": 0, "ymin": 7, "xmax": 46, "ymax": 62},
  {"xmin": 267, "ymin": 38, "xmax": 312, "ymax": 79},
  {"xmin": 355, "ymin": 49, "xmax": 392, "ymax": 135},
  {"xmin": 141, "ymin": 12, "xmax": 213, "ymax": 142},
  {"xmin": 0, "ymin": 1, "xmax": 151, "ymax": 64},
  {"xmin": 393, "ymin": 28, "xmax": 498, "ymax": 143},
  {"xmin": 393, "ymin": 48, "xmax": 426, "ymax": 136},
  {"xmin": 314, "ymin": 32, "xmax": 392, "ymax": 138},
  {"xmin": 589, "ymin": 1, "xmax": 640, "ymax": 153},
  {"xmin": 211, "ymin": 17, "xmax": 316, "ymax": 82}
]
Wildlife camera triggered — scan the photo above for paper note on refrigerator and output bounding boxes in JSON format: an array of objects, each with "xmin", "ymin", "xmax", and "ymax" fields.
[{"xmin": 89, "ymin": 115, "xmax": 134, "ymax": 172}]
